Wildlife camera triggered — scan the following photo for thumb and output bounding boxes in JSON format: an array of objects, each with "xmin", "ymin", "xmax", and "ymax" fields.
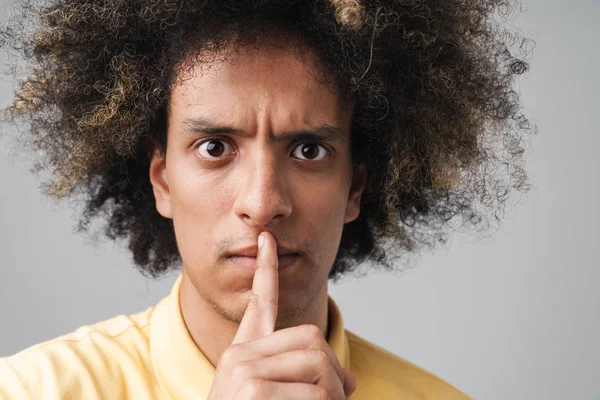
[
  {"xmin": 232, "ymin": 232, "xmax": 279, "ymax": 344},
  {"xmin": 343, "ymin": 368, "xmax": 358, "ymax": 397}
]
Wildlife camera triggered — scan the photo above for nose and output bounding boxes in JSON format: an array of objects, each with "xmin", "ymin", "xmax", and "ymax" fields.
[{"xmin": 233, "ymin": 150, "xmax": 292, "ymax": 228}]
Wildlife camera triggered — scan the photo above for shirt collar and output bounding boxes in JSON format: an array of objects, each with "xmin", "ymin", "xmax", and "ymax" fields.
[{"xmin": 150, "ymin": 274, "xmax": 350, "ymax": 400}]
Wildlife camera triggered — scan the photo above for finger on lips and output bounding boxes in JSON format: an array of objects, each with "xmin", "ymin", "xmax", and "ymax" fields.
[
  {"xmin": 232, "ymin": 231, "xmax": 279, "ymax": 345},
  {"xmin": 228, "ymin": 231, "xmax": 355, "ymax": 398}
]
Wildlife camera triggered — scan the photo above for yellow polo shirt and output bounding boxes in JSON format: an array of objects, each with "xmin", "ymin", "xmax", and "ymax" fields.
[{"xmin": 0, "ymin": 276, "xmax": 470, "ymax": 399}]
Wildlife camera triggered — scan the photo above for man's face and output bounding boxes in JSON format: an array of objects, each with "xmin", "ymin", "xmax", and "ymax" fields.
[{"xmin": 150, "ymin": 42, "xmax": 365, "ymax": 326}]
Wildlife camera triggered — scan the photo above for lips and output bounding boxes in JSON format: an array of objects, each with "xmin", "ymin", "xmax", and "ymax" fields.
[
  {"xmin": 227, "ymin": 254, "xmax": 300, "ymax": 270},
  {"xmin": 224, "ymin": 244, "xmax": 300, "ymax": 258}
]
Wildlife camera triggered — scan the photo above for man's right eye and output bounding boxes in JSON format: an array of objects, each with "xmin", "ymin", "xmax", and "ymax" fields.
[{"xmin": 196, "ymin": 139, "xmax": 235, "ymax": 159}]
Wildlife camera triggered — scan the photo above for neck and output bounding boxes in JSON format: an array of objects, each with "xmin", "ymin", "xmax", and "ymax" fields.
[{"xmin": 178, "ymin": 270, "xmax": 330, "ymax": 368}]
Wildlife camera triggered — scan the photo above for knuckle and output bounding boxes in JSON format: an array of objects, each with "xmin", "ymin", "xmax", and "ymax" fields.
[
  {"xmin": 243, "ymin": 378, "xmax": 267, "ymax": 399},
  {"xmin": 313, "ymin": 386, "xmax": 330, "ymax": 400},
  {"xmin": 263, "ymin": 295, "xmax": 278, "ymax": 308},
  {"xmin": 301, "ymin": 324, "xmax": 324, "ymax": 344},
  {"xmin": 219, "ymin": 345, "xmax": 240, "ymax": 367},
  {"xmin": 246, "ymin": 294, "xmax": 260, "ymax": 311},
  {"xmin": 231, "ymin": 360, "xmax": 253, "ymax": 382},
  {"xmin": 311, "ymin": 349, "xmax": 330, "ymax": 367},
  {"xmin": 247, "ymin": 294, "xmax": 277, "ymax": 312}
]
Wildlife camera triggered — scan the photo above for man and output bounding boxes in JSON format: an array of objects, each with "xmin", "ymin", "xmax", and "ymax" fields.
[{"xmin": 0, "ymin": 0, "xmax": 532, "ymax": 398}]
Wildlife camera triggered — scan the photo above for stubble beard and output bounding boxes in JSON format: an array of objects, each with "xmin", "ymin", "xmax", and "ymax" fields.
[{"xmin": 205, "ymin": 277, "xmax": 328, "ymax": 331}]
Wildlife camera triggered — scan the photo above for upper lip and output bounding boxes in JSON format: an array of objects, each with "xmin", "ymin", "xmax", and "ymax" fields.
[{"xmin": 225, "ymin": 244, "xmax": 300, "ymax": 258}]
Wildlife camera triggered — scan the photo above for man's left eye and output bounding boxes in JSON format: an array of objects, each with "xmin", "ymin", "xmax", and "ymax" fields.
[{"xmin": 291, "ymin": 143, "xmax": 328, "ymax": 161}]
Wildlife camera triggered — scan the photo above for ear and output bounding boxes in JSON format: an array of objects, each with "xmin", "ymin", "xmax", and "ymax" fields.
[
  {"xmin": 344, "ymin": 163, "xmax": 367, "ymax": 224},
  {"xmin": 149, "ymin": 148, "xmax": 173, "ymax": 219}
]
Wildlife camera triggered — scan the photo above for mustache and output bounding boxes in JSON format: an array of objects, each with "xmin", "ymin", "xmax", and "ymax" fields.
[{"xmin": 214, "ymin": 232, "xmax": 315, "ymax": 259}]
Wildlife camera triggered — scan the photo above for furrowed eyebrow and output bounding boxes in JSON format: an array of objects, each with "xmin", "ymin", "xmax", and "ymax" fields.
[{"xmin": 180, "ymin": 117, "xmax": 347, "ymax": 143}]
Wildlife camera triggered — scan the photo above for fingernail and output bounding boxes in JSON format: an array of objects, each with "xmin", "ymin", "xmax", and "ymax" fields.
[{"xmin": 258, "ymin": 234, "xmax": 264, "ymax": 249}]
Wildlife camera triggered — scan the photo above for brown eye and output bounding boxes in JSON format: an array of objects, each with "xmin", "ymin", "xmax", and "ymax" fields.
[
  {"xmin": 292, "ymin": 143, "xmax": 328, "ymax": 161},
  {"xmin": 197, "ymin": 139, "xmax": 234, "ymax": 159}
]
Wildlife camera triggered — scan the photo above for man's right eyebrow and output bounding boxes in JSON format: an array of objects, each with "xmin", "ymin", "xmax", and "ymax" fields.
[
  {"xmin": 181, "ymin": 117, "xmax": 246, "ymax": 137},
  {"xmin": 180, "ymin": 117, "xmax": 347, "ymax": 143}
]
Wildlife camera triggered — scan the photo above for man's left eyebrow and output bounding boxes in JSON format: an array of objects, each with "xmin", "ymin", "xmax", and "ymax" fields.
[
  {"xmin": 277, "ymin": 125, "xmax": 347, "ymax": 143},
  {"xmin": 181, "ymin": 117, "xmax": 347, "ymax": 143}
]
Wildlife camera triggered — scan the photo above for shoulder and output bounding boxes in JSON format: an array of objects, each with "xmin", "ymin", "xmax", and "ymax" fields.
[
  {"xmin": 346, "ymin": 330, "xmax": 472, "ymax": 400},
  {"xmin": 0, "ymin": 306, "xmax": 156, "ymax": 400}
]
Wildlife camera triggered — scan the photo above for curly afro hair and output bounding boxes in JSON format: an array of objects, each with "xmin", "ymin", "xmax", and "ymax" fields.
[{"xmin": 0, "ymin": 0, "xmax": 534, "ymax": 280}]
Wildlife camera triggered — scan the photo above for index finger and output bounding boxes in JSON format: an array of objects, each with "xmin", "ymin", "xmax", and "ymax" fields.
[{"xmin": 232, "ymin": 231, "xmax": 279, "ymax": 344}]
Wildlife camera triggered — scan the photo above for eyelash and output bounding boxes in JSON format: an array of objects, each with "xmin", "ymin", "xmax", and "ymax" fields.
[{"xmin": 193, "ymin": 138, "xmax": 331, "ymax": 161}]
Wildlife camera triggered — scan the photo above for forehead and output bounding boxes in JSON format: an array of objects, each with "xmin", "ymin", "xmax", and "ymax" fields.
[{"xmin": 168, "ymin": 43, "xmax": 351, "ymax": 131}]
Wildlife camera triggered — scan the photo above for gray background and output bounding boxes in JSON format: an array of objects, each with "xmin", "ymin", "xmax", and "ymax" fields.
[{"xmin": 1, "ymin": 1, "xmax": 598, "ymax": 399}]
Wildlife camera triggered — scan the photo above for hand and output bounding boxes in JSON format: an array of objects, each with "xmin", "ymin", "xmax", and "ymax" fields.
[{"xmin": 207, "ymin": 231, "xmax": 358, "ymax": 399}]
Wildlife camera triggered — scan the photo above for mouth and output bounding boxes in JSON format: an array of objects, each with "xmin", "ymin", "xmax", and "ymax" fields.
[{"xmin": 226, "ymin": 253, "xmax": 300, "ymax": 270}]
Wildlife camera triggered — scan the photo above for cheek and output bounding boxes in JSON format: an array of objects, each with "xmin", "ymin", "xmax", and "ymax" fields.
[
  {"xmin": 289, "ymin": 162, "xmax": 350, "ymax": 228},
  {"xmin": 303, "ymin": 170, "xmax": 350, "ymax": 222},
  {"xmin": 296, "ymin": 182, "xmax": 348, "ymax": 262},
  {"xmin": 303, "ymin": 192, "xmax": 346, "ymax": 224},
  {"xmin": 168, "ymin": 165, "xmax": 233, "ymax": 262},
  {"xmin": 169, "ymin": 162, "xmax": 232, "ymax": 216}
]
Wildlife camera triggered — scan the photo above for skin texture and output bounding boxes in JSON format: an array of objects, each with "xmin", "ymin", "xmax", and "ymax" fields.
[{"xmin": 149, "ymin": 42, "xmax": 366, "ymax": 368}]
